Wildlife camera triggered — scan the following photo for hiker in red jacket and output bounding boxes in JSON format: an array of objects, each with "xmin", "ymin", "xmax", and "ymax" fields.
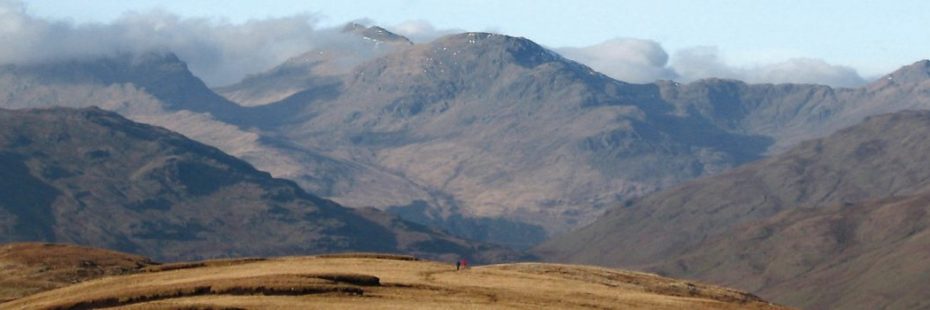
[{"xmin": 461, "ymin": 258, "xmax": 468, "ymax": 269}]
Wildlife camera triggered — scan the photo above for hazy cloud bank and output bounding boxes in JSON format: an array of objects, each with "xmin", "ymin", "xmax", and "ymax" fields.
[
  {"xmin": 0, "ymin": 1, "xmax": 396, "ymax": 86},
  {"xmin": 557, "ymin": 40, "xmax": 867, "ymax": 87},
  {"xmin": 1, "ymin": 0, "xmax": 868, "ymax": 88}
]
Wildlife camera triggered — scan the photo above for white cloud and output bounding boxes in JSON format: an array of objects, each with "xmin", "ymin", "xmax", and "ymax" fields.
[
  {"xmin": 557, "ymin": 39, "xmax": 868, "ymax": 88},
  {"xmin": 555, "ymin": 39, "xmax": 677, "ymax": 84},
  {"xmin": 671, "ymin": 47, "xmax": 866, "ymax": 87},
  {"xmin": 387, "ymin": 20, "xmax": 460, "ymax": 43},
  {"xmin": 747, "ymin": 58, "xmax": 866, "ymax": 87},
  {"xmin": 669, "ymin": 46, "xmax": 737, "ymax": 81},
  {"xmin": 0, "ymin": 0, "xmax": 385, "ymax": 86}
]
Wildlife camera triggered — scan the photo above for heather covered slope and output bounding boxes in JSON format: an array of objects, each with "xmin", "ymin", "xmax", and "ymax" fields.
[
  {"xmin": 0, "ymin": 247, "xmax": 786, "ymax": 310},
  {"xmin": 536, "ymin": 110, "xmax": 930, "ymax": 309},
  {"xmin": 0, "ymin": 107, "xmax": 523, "ymax": 262}
]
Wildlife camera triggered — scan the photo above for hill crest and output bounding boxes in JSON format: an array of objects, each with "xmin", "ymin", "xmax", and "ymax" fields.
[{"xmin": 0, "ymin": 244, "xmax": 786, "ymax": 309}]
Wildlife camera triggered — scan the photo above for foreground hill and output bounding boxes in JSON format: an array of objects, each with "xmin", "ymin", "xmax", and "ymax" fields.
[
  {"xmin": 0, "ymin": 243, "xmax": 155, "ymax": 302},
  {"xmin": 0, "ymin": 245, "xmax": 785, "ymax": 309},
  {"xmin": 0, "ymin": 107, "xmax": 522, "ymax": 262},
  {"xmin": 536, "ymin": 110, "xmax": 930, "ymax": 309}
]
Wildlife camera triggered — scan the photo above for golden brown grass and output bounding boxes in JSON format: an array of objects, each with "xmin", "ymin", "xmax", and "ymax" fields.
[
  {"xmin": 314, "ymin": 252, "xmax": 419, "ymax": 261},
  {"xmin": 142, "ymin": 258, "xmax": 267, "ymax": 273},
  {"xmin": 1, "ymin": 254, "xmax": 789, "ymax": 309},
  {"xmin": 0, "ymin": 243, "xmax": 153, "ymax": 303}
]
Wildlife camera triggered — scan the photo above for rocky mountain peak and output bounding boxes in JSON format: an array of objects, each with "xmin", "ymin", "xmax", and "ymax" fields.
[
  {"xmin": 875, "ymin": 59, "xmax": 930, "ymax": 85},
  {"xmin": 348, "ymin": 32, "xmax": 588, "ymax": 92},
  {"xmin": 342, "ymin": 23, "xmax": 413, "ymax": 45},
  {"xmin": 429, "ymin": 32, "xmax": 565, "ymax": 68}
]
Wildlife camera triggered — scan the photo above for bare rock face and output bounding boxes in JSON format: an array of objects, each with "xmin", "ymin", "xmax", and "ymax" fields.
[
  {"xmin": 0, "ymin": 107, "xmax": 525, "ymax": 263},
  {"xmin": 536, "ymin": 110, "xmax": 930, "ymax": 309}
]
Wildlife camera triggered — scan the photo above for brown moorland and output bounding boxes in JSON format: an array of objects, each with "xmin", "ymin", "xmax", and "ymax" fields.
[
  {"xmin": 0, "ymin": 243, "xmax": 155, "ymax": 303},
  {"xmin": 1, "ymin": 251, "xmax": 787, "ymax": 309}
]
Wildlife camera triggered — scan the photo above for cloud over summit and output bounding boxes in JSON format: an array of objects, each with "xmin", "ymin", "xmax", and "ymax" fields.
[
  {"xmin": 556, "ymin": 39, "xmax": 677, "ymax": 84},
  {"xmin": 0, "ymin": 0, "xmax": 870, "ymax": 88},
  {"xmin": 0, "ymin": 1, "xmax": 381, "ymax": 86},
  {"xmin": 558, "ymin": 40, "xmax": 868, "ymax": 88}
]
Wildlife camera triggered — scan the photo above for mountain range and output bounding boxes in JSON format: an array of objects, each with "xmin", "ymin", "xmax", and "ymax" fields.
[
  {"xmin": 210, "ymin": 28, "xmax": 930, "ymax": 249},
  {"xmin": 3, "ymin": 26, "xmax": 930, "ymax": 250}
]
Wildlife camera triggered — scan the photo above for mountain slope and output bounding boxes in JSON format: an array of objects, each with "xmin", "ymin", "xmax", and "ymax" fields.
[
  {"xmin": 0, "ymin": 107, "xmax": 523, "ymax": 262},
  {"xmin": 265, "ymin": 33, "xmax": 771, "ymax": 239},
  {"xmin": 649, "ymin": 192, "xmax": 930, "ymax": 310},
  {"xmin": 536, "ymin": 110, "xmax": 930, "ymax": 309},
  {"xmin": 0, "ymin": 246, "xmax": 786, "ymax": 310}
]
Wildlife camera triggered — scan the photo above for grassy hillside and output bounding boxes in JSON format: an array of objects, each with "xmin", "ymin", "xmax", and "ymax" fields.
[
  {"xmin": 0, "ymin": 243, "xmax": 154, "ymax": 303},
  {"xmin": 0, "ymin": 245, "xmax": 785, "ymax": 309}
]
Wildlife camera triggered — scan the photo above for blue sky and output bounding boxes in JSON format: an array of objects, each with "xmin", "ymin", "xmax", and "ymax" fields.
[{"xmin": 11, "ymin": 0, "xmax": 928, "ymax": 86}]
